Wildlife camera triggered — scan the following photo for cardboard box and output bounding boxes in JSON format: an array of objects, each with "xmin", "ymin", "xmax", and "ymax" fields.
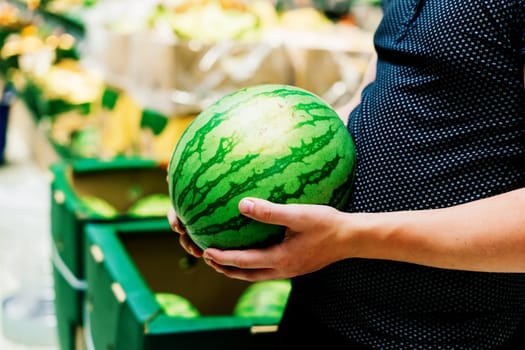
[
  {"xmin": 84, "ymin": 220, "xmax": 281, "ymax": 350},
  {"xmin": 50, "ymin": 158, "xmax": 171, "ymax": 350}
]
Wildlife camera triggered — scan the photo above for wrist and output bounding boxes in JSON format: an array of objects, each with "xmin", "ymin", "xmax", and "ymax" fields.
[{"xmin": 337, "ymin": 211, "xmax": 401, "ymax": 262}]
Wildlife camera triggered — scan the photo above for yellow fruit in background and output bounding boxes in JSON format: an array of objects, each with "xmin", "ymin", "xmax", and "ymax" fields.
[
  {"xmin": 100, "ymin": 92, "xmax": 142, "ymax": 157},
  {"xmin": 150, "ymin": 115, "xmax": 195, "ymax": 163},
  {"xmin": 279, "ymin": 7, "xmax": 332, "ymax": 31},
  {"xmin": 248, "ymin": 0, "xmax": 279, "ymax": 28},
  {"xmin": 167, "ymin": 1, "xmax": 259, "ymax": 42},
  {"xmin": 39, "ymin": 61, "xmax": 104, "ymax": 104}
]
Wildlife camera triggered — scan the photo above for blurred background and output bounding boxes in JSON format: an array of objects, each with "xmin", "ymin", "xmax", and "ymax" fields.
[{"xmin": 0, "ymin": 1, "xmax": 383, "ymax": 349}]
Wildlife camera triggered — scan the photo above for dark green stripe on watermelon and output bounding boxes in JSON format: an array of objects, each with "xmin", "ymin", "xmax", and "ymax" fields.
[{"xmin": 168, "ymin": 84, "xmax": 356, "ymax": 250}]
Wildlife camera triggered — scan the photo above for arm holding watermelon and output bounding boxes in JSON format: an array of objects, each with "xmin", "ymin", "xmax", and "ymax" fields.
[
  {"xmin": 168, "ymin": 186, "xmax": 525, "ymax": 282},
  {"xmin": 179, "ymin": 65, "xmax": 525, "ymax": 282}
]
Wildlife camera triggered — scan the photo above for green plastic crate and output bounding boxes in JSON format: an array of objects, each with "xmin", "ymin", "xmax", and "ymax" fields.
[
  {"xmin": 50, "ymin": 158, "xmax": 171, "ymax": 350},
  {"xmin": 52, "ymin": 263, "xmax": 86, "ymax": 350},
  {"xmin": 84, "ymin": 220, "xmax": 282, "ymax": 350}
]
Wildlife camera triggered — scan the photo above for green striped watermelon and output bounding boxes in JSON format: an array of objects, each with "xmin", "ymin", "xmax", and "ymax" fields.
[
  {"xmin": 168, "ymin": 84, "xmax": 356, "ymax": 250},
  {"xmin": 234, "ymin": 280, "xmax": 292, "ymax": 319}
]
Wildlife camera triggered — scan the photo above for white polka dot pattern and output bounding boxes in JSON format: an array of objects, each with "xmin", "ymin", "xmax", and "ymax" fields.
[{"xmin": 283, "ymin": 0, "xmax": 525, "ymax": 349}]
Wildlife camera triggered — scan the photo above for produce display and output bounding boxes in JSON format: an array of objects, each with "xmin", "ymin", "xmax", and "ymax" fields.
[
  {"xmin": 0, "ymin": 2, "xmax": 31, "ymax": 74},
  {"xmin": 1, "ymin": 0, "xmax": 379, "ymax": 163},
  {"xmin": 152, "ymin": 0, "xmax": 263, "ymax": 43},
  {"xmin": 155, "ymin": 280, "xmax": 292, "ymax": 320},
  {"xmin": 43, "ymin": 86, "xmax": 196, "ymax": 161},
  {"xmin": 1, "ymin": 2, "xmax": 381, "ymax": 348},
  {"xmin": 84, "ymin": 0, "xmax": 375, "ymax": 115},
  {"xmin": 78, "ymin": 193, "xmax": 172, "ymax": 218},
  {"xmin": 168, "ymin": 84, "xmax": 357, "ymax": 250},
  {"xmin": 158, "ymin": 279, "xmax": 291, "ymax": 319}
]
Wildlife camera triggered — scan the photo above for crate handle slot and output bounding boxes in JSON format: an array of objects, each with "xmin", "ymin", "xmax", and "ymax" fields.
[
  {"xmin": 111, "ymin": 282, "xmax": 127, "ymax": 303},
  {"xmin": 89, "ymin": 244, "xmax": 104, "ymax": 263},
  {"xmin": 53, "ymin": 189, "xmax": 66, "ymax": 204},
  {"xmin": 250, "ymin": 325, "xmax": 279, "ymax": 334}
]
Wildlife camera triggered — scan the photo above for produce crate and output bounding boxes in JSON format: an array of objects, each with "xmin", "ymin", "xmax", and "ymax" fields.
[
  {"xmin": 52, "ymin": 263, "xmax": 86, "ymax": 350},
  {"xmin": 50, "ymin": 158, "xmax": 171, "ymax": 350},
  {"xmin": 84, "ymin": 220, "xmax": 283, "ymax": 350}
]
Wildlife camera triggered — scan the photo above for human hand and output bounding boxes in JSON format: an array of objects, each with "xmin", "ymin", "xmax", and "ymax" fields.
[
  {"xmin": 167, "ymin": 207, "xmax": 204, "ymax": 258},
  {"xmin": 201, "ymin": 197, "xmax": 349, "ymax": 282}
]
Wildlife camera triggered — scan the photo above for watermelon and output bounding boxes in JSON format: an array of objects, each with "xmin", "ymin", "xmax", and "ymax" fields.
[
  {"xmin": 155, "ymin": 293, "xmax": 200, "ymax": 318},
  {"xmin": 127, "ymin": 193, "xmax": 172, "ymax": 217},
  {"xmin": 168, "ymin": 84, "xmax": 356, "ymax": 250},
  {"xmin": 234, "ymin": 280, "xmax": 291, "ymax": 319},
  {"xmin": 79, "ymin": 195, "xmax": 119, "ymax": 218}
]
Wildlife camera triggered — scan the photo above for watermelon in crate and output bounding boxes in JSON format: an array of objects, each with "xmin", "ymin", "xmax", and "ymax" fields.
[
  {"xmin": 168, "ymin": 84, "xmax": 356, "ymax": 250},
  {"xmin": 84, "ymin": 220, "xmax": 284, "ymax": 350}
]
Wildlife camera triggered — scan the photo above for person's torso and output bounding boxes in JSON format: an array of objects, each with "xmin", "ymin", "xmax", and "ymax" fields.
[
  {"xmin": 349, "ymin": 0, "xmax": 525, "ymax": 212},
  {"xmin": 285, "ymin": 1, "xmax": 525, "ymax": 349}
]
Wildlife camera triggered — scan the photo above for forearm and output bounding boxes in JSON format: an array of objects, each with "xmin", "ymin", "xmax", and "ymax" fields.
[{"xmin": 344, "ymin": 187, "xmax": 525, "ymax": 272}]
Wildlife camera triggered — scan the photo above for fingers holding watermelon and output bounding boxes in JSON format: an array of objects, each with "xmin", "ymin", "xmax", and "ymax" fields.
[
  {"xmin": 238, "ymin": 197, "xmax": 323, "ymax": 228},
  {"xmin": 202, "ymin": 254, "xmax": 279, "ymax": 282},
  {"xmin": 167, "ymin": 207, "xmax": 203, "ymax": 258},
  {"xmin": 201, "ymin": 197, "xmax": 348, "ymax": 282},
  {"xmin": 168, "ymin": 196, "xmax": 351, "ymax": 282},
  {"xmin": 167, "ymin": 207, "xmax": 185, "ymax": 234}
]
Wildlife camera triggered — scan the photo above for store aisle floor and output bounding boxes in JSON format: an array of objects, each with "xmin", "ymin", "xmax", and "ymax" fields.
[{"xmin": 0, "ymin": 102, "xmax": 59, "ymax": 350}]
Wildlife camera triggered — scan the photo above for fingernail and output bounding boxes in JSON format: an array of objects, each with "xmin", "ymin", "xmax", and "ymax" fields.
[{"xmin": 239, "ymin": 199, "xmax": 254, "ymax": 214}]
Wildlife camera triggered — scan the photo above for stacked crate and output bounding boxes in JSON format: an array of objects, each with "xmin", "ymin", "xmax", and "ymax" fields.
[
  {"xmin": 84, "ymin": 220, "xmax": 280, "ymax": 350},
  {"xmin": 50, "ymin": 158, "xmax": 172, "ymax": 349},
  {"xmin": 50, "ymin": 158, "xmax": 285, "ymax": 350}
]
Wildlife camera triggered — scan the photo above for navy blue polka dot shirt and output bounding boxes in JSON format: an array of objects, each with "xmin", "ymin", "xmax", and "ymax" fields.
[{"xmin": 282, "ymin": 0, "xmax": 525, "ymax": 349}]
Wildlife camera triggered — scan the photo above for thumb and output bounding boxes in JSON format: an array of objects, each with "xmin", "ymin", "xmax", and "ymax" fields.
[{"xmin": 238, "ymin": 197, "xmax": 292, "ymax": 226}]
